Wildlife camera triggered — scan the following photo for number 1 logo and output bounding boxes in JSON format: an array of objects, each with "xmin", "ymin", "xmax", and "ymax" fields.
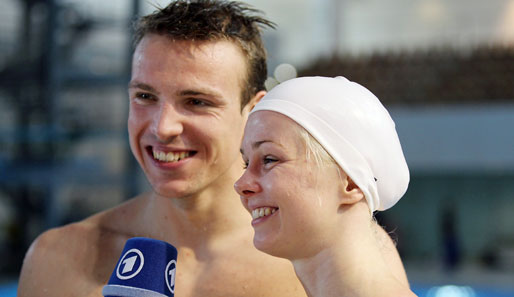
[
  {"xmin": 116, "ymin": 248, "xmax": 144, "ymax": 280},
  {"xmin": 165, "ymin": 259, "xmax": 177, "ymax": 294},
  {"xmin": 121, "ymin": 256, "xmax": 138, "ymax": 273}
]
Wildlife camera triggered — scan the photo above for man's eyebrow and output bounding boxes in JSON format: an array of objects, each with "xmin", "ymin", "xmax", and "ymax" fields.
[
  {"xmin": 179, "ymin": 89, "xmax": 206, "ymax": 96},
  {"xmin": 128, "ymin": 82, "xmax": 159, "ymax": 94},
  {"xmin": 178, "ymin": 89, "xmax": 223, "ymax": 100},
  {"xmin": 128, "ymin": 83, "xmax": 223, "ymax": 100}
]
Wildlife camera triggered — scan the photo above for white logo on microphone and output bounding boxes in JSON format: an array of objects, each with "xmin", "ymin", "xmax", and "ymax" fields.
[
  {"xmin": 165, "ymin": 259, "xmax": 177, "ymax": 294},
  {"xmin": 116, "ymin": 248, "xmax": 144, "ymax": 280}
]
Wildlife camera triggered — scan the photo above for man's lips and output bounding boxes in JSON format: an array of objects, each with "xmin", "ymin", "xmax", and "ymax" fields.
[{"xmin": 146, "ymin": 146, "xmax": 197, "ymax": 163}]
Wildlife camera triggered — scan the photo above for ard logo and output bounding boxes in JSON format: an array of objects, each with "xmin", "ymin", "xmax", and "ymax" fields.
[
  {"xmin": 116, "ymin": 248, "xmax": 144, "ymax": 280},
  {"xmin": 165, "ymin": 259, "xmax": 177, "ymax": 294}
]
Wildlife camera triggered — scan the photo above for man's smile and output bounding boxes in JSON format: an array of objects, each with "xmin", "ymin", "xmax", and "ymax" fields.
[{"xmin": 147, "ymin": 147, "xmax": 197, "ymax": 163}]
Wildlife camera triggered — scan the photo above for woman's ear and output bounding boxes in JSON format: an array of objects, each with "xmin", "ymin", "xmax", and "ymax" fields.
[{"xmin": 340, "ymin": 175, "xmax": 365, "ymax": 205}]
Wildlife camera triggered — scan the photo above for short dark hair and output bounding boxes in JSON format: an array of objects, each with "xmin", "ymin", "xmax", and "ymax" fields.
[{"xmin": 133, "ymin": 0, "xmax": 275, "ymax": 108}]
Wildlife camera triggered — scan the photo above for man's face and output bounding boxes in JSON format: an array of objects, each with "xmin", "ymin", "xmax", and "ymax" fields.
[{"xmin": 128, "ymin": 35, "xmax": 251, "ymax": 198}]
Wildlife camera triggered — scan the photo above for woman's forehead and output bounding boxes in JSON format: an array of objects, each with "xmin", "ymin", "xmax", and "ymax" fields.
[
  {"xmin": 248, "ymin": 110, "xmax": 299, "ymax": 129},
  {"xmin": 244, "ymin": 111, "xmax": 305, "ymax": 148}
]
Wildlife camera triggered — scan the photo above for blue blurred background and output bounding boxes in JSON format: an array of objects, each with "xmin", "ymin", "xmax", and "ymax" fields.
[{"xmin": 1, "ymin": 0, "xmax": 513, "ymax": 296}]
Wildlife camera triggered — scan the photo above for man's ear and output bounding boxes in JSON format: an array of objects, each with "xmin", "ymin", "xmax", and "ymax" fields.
[
  {"xmin": 340, "ymin": 175, "xmax": 365, "ymax": 205},
  {"xmin": 245, "ymin": 90, "xmax": 266, "ymax": 112}
]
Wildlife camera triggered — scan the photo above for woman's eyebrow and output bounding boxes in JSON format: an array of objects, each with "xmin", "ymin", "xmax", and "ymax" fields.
[
  {"xmin": 240, "ymin": 139, "xmax": 283, "ymax": 156},
  {"xmin": 252, "ymin": 140, "xmax": 272, "ymax": 149}
]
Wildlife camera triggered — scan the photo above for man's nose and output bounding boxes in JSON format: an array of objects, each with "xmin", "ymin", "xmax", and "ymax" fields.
[{"xmin": 150, "ymin": 103, "xmax": 184, "ymax": 143}]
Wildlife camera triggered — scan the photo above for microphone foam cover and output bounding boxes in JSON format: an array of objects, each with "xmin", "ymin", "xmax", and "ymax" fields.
[{"xmin": 103, "ymin": 237, "xmax": 178, "ymax": 297}]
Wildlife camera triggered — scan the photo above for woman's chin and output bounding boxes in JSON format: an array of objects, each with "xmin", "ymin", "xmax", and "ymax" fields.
[{"xmin": 253, "ymin": 236, "xmax": 291, "ymax": 259}]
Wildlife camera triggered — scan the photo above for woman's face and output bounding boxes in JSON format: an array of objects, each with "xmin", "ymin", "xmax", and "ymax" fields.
[{"xmin": 235, "ymin": 111, "xmax": 344, "ymax": 259}]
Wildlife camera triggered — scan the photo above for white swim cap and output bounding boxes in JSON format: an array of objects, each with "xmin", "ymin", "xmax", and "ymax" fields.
[{"xmin": 250, "ymin": 76, "xmax": 409, "ymax": 212}]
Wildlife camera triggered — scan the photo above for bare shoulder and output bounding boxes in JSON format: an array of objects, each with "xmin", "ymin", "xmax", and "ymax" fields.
[
  {"xmin": 17, "ymin": 221, "xmax": 100, "ymax": 296},
  {"xmin": 17, "ymin": 195, "xmax": 146, "ymax": 297}
]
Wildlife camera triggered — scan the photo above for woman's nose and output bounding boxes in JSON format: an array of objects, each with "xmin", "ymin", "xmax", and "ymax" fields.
[{"xmin": 234, "ymin": 169, "xmax": 261, "ymax": 197}]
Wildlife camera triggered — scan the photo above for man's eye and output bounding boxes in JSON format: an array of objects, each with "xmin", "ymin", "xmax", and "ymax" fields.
[
  {"xmin": 242, "ymin": 160, "xmax": 248, "ymax": 169},
  {"xmin": 133, "ymin": 92, "xmax": 156, "ymax": 103},
  {"xmin": 187, "ymin": 98, "xmax": 208, "ymax": 106}
]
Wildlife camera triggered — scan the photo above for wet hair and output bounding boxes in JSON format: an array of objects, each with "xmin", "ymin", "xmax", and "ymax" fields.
[
  {"xmin": 296, "ymin": 124, "xmax": 371, "ymax": 215},
  {"xmin": 133, "ymin": 0, "xmax": 275, "ymax": 109},
  {"xmin": 295, "ymin": 124, "xmax": 336, "ymax": 168}
]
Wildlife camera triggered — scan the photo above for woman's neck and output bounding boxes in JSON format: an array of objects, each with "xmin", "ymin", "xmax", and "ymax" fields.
[{"xmin": 291, "ymin": 213, "xmax": 409, "ymax": 297}]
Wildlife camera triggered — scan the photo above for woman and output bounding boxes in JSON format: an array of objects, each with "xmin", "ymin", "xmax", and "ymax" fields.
[{"xmin": 235, "ymin": 76, "xmax": 416, "ymax": 297}]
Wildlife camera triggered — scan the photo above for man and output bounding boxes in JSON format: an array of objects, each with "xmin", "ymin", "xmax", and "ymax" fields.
[{"xmin": 18, "ymin": 1, "xmax": 408, "ymax": 296}]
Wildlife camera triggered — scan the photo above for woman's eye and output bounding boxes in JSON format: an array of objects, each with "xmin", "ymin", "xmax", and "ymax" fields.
[{"xmin": 263, "ymin": 156, "xmax": 278, "ymax": 165}]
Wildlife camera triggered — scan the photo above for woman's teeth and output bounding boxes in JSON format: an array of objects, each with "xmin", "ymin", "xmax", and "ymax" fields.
[
  {"xmin": 153, "ymin": 150, "xmax": 190, "ymax": 162},
  {"xmin": 252, "ymin": 207, "xmax": 277, "ymax": 219}
]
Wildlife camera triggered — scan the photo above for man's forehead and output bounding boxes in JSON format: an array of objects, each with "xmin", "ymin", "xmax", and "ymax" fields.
[
  {"xmin": 136, "ymin": 35, "xmax": 245, "ymax": 60},
  {"xmin": 132, "ymin": 36, "xmax": 246, "ymax": 97}
]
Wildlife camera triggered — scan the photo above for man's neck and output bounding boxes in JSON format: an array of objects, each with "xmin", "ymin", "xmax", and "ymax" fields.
[{"xmin": 139, "ymin": 181, "xmax": 251, "ymax": 248}]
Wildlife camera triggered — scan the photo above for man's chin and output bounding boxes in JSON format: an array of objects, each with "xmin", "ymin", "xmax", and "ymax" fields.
[{"xmin": 150, "ymin": 182, "xmax": 194, "ymax": 199}]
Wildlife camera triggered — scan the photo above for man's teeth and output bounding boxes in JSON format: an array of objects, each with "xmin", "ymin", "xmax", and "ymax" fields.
[
  {"xmin": 252, "ymin": 207, "xmax": 277, "ymax": 219},
  {"xmin": 153, "ymin": 150, "xmax": 190, "ymax": 162}
]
